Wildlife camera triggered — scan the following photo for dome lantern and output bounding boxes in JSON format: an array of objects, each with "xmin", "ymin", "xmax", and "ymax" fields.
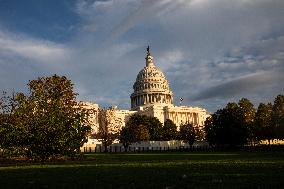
[{"xmin": 145, "ymin": 45, "xmax": 154, "ymax": 67}]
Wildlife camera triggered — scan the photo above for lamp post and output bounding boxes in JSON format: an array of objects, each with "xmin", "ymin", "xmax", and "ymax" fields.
[{"xmin": 179, "ymin": 97, "xmax": 183, "ymax": 106}]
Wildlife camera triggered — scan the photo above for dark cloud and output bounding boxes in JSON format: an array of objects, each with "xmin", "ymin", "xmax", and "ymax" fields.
[{"xmin": 190, "ymin": 70, "xmax": 284, "ymax": 101}]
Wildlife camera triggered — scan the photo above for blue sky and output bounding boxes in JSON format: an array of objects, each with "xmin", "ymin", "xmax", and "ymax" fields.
[{"xmin": 0, "ymin": 0, "xmax": 284, "ymax": 112}]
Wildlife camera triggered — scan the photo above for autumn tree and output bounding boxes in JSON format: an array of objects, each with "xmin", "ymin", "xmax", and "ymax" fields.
[
  {"xmin": 1, "ymin": 75, "xmax": 92, "ymax": 161},
  {"xmin": 134, "ymin": 124, "xmax": 150, "ymax": 142},
  {"xmin": 0, "ymin": 93, "xmax": 27, "ymax": 157},
  {"xmin": 120, "ymin": 114, "xmax": 159, "ymax": 149},
  {"xmin": 126, "ymin": 114, "xmax": 163, "ymax": 141},
  {"xmin": 119, "ymin": 123, "xmax": 150, "ymax": 150},
  {"xmin": 96, "ymin": 107, "xmax": 120, "ymax": 152}
]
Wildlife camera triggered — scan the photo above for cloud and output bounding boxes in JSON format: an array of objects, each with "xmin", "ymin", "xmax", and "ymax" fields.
[
  {"xmin": 108, "ymin": 0, "xmax": 190, "ymax": 41},
  {"xmin": 0, "ymin": 30, "xmax": 72, "ymax": 95},
  {"xmin": 1, "ymin": 0, "xmax": 284, "ymax": 112},
  {"xmin": 0, "ymin": 31, "xmax": 70, "ymax": 65},
  {"xmin": 190, "ymin": 70, "xmax": 284, "ymax": 101},
  {"xmin": 166, "ymin": 33, "xmax": 284, "ymax": 110}
]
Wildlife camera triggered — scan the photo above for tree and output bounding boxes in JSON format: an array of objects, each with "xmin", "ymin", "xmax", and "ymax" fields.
[
  {"xmin": 119, "ymin": 123, "xmax": 150, "ymax": 151},
  {"xmin": 134, "ymin": 125, "xmax": 150, "ymax": 142},
  {"xmin": 204, "ymin": 115, "xmax": 217, "ymax": 146},
  {"xmin": 272, "ymin": 95, "xmax": 284, "ymax": 139},
  {"xmin": 0, "ymin": 93, "xmax": 27, "ymax": 157},
  {"xmin": 119, "ymin": 127, "xmax": 135, "ymax": 150},
  {"xmin": 96, "ymin": 107, "xmax": 120, "ymax": 152},
  {"xmin": 179, "ymin": 123, "xmax": 196, "ymax": 148},
  {"xmin": 3, "ymin": 75, "xmax": 92, "ymax": 161},
  {"xmin": 162, "ymin": 119, "xmax": 177, "ymax": 141},
  {"xmin": 195, "ymin": 127, "xmax": 205, "ymax": 141},
  {"xmin": 238, "ymin": 98, "xmax": 256, "ymax": 145},
  {"xmin": 219, "ymin": 102, "xmax": 248, "ymax": 146},
  {"xmin": 147, "ymin": 117, "xmax": 163, "ymax": 140},
  {"xmin": 255, "ymin": 103, "xmax": 274, "ymax": 145},
  {"xmin": 204, "ymin": 102, "xmax": 248, "ymax": 147},
  {"xmin": 126, "ymin": 114, "xmax": 163, "ymax": 141}
]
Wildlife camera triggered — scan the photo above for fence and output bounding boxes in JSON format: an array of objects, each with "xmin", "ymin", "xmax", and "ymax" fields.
[
  {"xmin": 82, "ymin": 144, "xmax": 284, "ymax": 153},
  {"xmin": 82, "ymin": 145, "xmax": 210, "ymax": 153}
]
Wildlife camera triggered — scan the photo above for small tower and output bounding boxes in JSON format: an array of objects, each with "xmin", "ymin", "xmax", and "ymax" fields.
[{"xmin": 145, "ymin": 46, "xmax": 154, "ymax": 67}]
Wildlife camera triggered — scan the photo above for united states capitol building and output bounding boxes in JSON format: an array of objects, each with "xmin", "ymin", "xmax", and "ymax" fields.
[{"xmin": 83, "ymin": 48, "xmax": 209, "ymax": 144}]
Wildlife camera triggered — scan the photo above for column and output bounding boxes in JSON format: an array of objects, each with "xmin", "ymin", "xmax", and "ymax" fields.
[
  {"xmin": 136, "ymin": 97, "xmax": 138, "ymax": 106},
  {"xmin": 197, "ymin": 113, "xmax": 199, "ymax": 126}
]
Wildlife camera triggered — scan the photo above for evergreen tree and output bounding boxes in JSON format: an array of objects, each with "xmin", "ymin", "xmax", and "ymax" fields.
[
  {"xmin": 238, "ymin": 98, "xmax": 256, "ymax": 145},
  {"xmin": 162, "ymin": 119, "xmax": 177, "ymax": 141},
  {"xmin": 119, "ymin": 127, "xmax": 135, "ymax": 150},
  {"xmin": 179, "ymin": 123, "xmax": 196, "ymax": 148},
  {"xmin": 272, "ymin": 95, "xmax": 284, "ymax": 139},
  {"xmin": 204, "ymin": 102, "xmax": 248, "ymax": 147},
  {"xmin": 255, "ymin": 103, "xmax": 274, "ymax": 144}
]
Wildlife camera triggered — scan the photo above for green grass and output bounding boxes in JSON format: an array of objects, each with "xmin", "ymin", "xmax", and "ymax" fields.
[{"xmin": 0, "ymin": 151, "xmax": 284, "ymax": 188}]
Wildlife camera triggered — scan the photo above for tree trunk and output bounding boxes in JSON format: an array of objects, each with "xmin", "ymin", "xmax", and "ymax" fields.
[
  {"xmin": 104, "ymin": 143, "xmax": 108, "ymax": 152},
  {"xmin": 123, "ymin": 145, "xmax": 128, "ymax": 152}
]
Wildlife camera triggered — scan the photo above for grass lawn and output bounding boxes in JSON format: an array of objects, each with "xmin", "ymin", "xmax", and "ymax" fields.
[{"xmin": 0, "ymin": 151, "xmax": 284, "ymax": 188}]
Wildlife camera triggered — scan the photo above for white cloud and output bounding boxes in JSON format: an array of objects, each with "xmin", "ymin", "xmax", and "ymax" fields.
[{"xmin": 0, "ymin": 31, "xmax": 70, "ymax": 65}]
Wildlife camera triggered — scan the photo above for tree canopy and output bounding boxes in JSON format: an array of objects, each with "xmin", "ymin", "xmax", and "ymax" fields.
[
  {"xmin": 204, "ymin": 102, "xmax": 248, "ymax": 147},
  {"xmin": 162, "ymin": 119, "xmax": 177, "ymax": 141},
  {"xmin": 126, "ymin": 114, "xmax": 163, "ymax": 141},
  {"xmin": 272, "ymin": 95, "xmax": 284, "ymax": 139},
  {"xmin": 0, "ymin": 75, "xmax": 92, "ymax": 161},
  {"xmin": 205, "ymin": 95, "xmax": 284, "ymax": 147},
  {"xmin": 255, "ymin": 103, "xmax": 274, "ymax": 144},
  {"xmin": 179, "ymin": 123, "xmax": 196, "ymax": 147}
]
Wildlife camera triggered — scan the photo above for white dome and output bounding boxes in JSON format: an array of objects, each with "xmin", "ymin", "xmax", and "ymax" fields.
[
  {"xmin": 134, "ymin": 66, "xmax": 171, "ymax": 93},
  {"xmin": 130, "ymin": 50, "xmax": 173, "ymax": 110}
]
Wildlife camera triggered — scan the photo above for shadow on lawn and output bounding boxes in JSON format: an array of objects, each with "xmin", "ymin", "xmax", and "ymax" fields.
[{"xmin": 0, "ymin": 157, "xmax": 283, "ymax": 189}]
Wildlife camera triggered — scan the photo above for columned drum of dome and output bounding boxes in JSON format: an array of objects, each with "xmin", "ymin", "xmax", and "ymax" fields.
[{"xmin": 131, "ymin": 48, "xmax": 174, "ymax": 110}]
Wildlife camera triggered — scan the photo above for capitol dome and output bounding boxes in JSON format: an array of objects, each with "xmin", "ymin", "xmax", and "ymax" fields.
[{"xmin": 131, "ymin": 47, "xmax": 173, "ymax": 110}]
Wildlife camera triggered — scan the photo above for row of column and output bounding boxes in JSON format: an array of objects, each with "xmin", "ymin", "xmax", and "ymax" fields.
[
  {"xmin": 135, "ymin": 83, "xmax": 167, "ymax": 91},
  {"xmin": 167, "ymin": 112, "xmax": 199, "ymax": 126},
  {"xmin": 131, "ymin": 93, "xmax": 173, "ymax": 108}
]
